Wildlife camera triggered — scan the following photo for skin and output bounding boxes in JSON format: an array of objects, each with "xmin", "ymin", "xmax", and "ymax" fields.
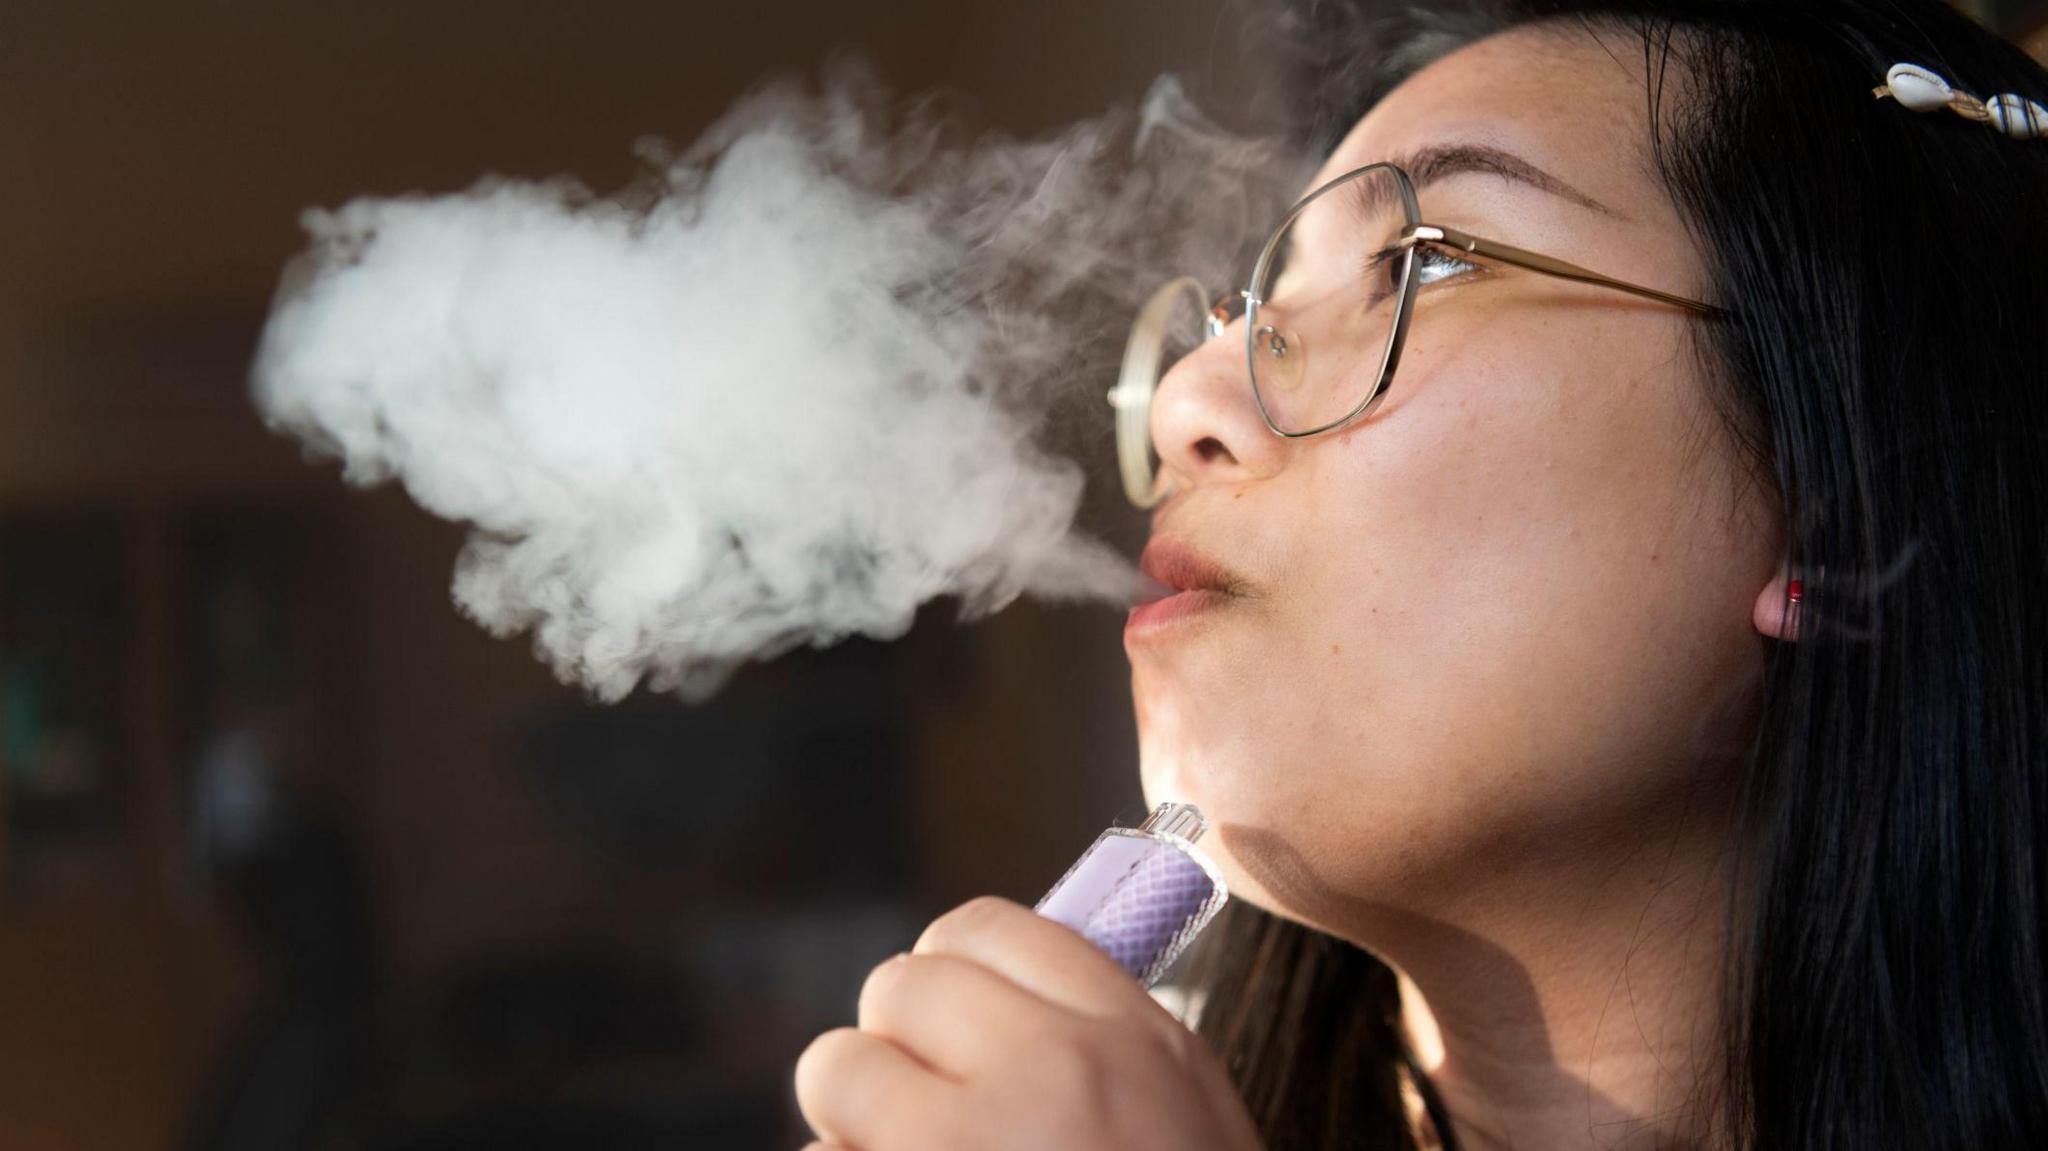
[{"xmin": 796, "ymin": 23, "xmax": 1798, "ymax": 1151}]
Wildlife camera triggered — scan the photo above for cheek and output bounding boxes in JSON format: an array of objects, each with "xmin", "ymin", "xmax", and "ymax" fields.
[{"xmin": 1250, "ymin": 313, "xmax": 1763, "ymax": 884}]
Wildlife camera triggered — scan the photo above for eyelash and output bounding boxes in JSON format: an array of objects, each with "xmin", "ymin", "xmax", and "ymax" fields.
[{"xmin": 1364, "ymin": 242, "xmax": 1483, "ymax": 304}]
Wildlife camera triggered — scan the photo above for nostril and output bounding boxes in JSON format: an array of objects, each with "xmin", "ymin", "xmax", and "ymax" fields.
[{"xmin": 1194, "ymin": 436, "xmax": 1235, "ymax": 465}]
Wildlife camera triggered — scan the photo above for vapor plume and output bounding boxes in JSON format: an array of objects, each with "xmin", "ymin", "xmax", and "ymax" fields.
[{"xmin": 252, "ymin": 64, "xmax": 1292, "ymax": 701}]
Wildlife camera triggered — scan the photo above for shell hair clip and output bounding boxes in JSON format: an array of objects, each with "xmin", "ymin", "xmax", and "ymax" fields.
[{"xmin": 1874, "ymin": 62, "xmax": 2048, "ymax": 140}]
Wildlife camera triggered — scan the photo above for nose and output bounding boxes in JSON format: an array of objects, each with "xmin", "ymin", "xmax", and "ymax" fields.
[{"xmin": 1149, "ymin": 320, "xmax": 1288, "ymax": 493}]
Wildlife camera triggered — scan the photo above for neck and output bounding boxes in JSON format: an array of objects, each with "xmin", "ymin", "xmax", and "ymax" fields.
[{"xmin": 1391, "ymin": 817, "xmax": 1735, "ymax": 1151}]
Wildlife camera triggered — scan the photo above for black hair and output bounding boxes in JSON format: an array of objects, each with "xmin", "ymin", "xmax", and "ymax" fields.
[{"xmin": 1182, "ymin": 2, "xmax": 2048, "ymax": 1147}]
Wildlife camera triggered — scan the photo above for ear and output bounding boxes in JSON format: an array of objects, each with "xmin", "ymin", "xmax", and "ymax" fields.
[{"xmin": 1751, "ymin": 568, "xmax": 1801, "ymax": 642}]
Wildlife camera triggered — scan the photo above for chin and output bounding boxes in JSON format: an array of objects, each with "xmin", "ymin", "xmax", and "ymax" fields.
[
  {"xmin": 1136, "ymin": 727, "xmax": 1235, "ymax": 828},
  {"xmin": 1139, "ymin": 748, "xmax": 1401, "ymax": 940},
  {"xmin": 1136, "ymin": 754, "xmax": 1179, "ymax": 813},
  {"xmin": 1138, "ymin": 747, "xmax": 1256, "ymax": 877},
  {"xmin": 1132, "ymin": 680, "xmax": 1339, "ymax": 922}
]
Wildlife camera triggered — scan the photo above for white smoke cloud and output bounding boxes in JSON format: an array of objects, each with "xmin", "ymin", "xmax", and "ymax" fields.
[{"xmin": 252, "ymin": 63, "xmax": 1292, "ymax": 701}]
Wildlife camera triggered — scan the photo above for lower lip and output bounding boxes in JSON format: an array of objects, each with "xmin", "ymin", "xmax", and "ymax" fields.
[{"xmin": 1125, "ymin": 588, "xmax": 1233, "ymax": 639}]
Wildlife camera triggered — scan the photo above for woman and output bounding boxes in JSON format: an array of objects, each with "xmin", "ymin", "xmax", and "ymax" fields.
[{"xmin": 795, "ymin": 1, "xmax": 2048, "ymax": 1147}]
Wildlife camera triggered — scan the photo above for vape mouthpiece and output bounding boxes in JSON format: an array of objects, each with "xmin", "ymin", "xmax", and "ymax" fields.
[
  {"xmin": 1143, "ymin": 802, "xmax": 1207, "ymax": 840},
  {"xmin": 1033, "ymin": 802, "xmax": 1229, "ymax": 987}
]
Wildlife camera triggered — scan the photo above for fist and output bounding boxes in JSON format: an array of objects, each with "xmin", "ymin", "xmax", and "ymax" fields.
[{"xmin": 793, "ymin": 896, "xmax": 1262, "ymax": 1150}]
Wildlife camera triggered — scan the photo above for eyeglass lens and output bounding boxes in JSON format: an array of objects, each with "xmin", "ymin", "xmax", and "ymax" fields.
[
  {"xmin": 1111, "ymin": 166, "xmax": 1416, "ymax": 507},
  {"xmin": 1246, "ymin": 165, "xmax": 1414, "ymax": 434}
]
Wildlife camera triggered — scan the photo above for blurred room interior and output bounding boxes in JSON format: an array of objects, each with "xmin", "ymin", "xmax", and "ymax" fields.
[{"xmin": 1, "ymin": 1, "xmax": 2042, "ymax": 1148}]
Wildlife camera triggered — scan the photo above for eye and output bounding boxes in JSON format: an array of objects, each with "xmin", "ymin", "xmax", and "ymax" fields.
[{"xmin": 1364, "ymin": 241, "xmax": 1483, "ymax": 305}]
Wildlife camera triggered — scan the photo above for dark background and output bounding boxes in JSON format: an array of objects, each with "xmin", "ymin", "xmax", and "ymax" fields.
[
  {"xmin": 0, "ymin": 2, "xmax": 1270, "ymax": 1148},
  {"xmin": 0, "ymin": 2, "xmax": 2040, "ymax": 1149}
]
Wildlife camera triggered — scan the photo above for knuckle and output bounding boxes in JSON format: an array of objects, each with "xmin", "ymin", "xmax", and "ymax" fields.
[
  {"xmin": 796, "ymin": 1027, "xmax": 915, "ymax": 1146},
  {"xmin": 792, "ymin": 1026, "xmax": 861, "ymax": 1109},
  {"xmin": 856, "ymin": 953, "xmax": 912, "ymax": 1029},
  {"xmin": 1137, "ymin": 1015, "xmax": 1202, "ymax": 1070},
  {"xmin": 914, "ymin": 894, "xmax": 1013, "ymax": 955}
]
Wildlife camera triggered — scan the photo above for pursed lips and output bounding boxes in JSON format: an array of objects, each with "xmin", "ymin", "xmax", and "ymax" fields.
[
  {"xmin": 1122, "ymin": 536, "xmax": 1245, "ymax": 634},
  {"xmin": 1132, "ymin": 537, "xmax": 1253, "ymax": 605}
]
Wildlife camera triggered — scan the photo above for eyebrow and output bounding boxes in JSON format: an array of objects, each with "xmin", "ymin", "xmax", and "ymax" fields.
[{"xmin": 1342, "ymin": 141, "xmax": 1628, "ymax": 223}]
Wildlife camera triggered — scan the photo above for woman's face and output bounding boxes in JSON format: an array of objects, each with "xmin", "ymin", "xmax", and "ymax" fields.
[{"xmin": 1132, "ymin": 25, "xmax": 1777, "ymax": 932}]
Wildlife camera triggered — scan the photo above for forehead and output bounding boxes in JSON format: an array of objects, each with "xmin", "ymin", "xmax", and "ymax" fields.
[{"xmin": 1319, "ymin": 23, "xmax": 1665, "ymax": 220}]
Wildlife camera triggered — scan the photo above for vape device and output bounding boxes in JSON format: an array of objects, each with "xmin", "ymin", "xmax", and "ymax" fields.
[{"xmin": 1034, "ymin": 802, "xmax": 1229, "ymax": 987}]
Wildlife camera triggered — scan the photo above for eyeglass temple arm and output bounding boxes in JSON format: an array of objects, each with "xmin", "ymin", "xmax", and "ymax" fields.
[{"xmin": 1416, "ymin": 224, "xmax": 1727, "ymax": 316}]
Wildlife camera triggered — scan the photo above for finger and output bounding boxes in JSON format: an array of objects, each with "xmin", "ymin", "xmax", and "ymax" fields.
[
  {"xmin": 858, "ymin": 951, "xmax": 1084, "ymax": 1077},
  {"xmin": 911, "ymin": 896, "xmax": 1157, "ymax": 1022},
  {"xmin": 793, "ymin": 1026, "xmax": 954, "ymax": 1149}
]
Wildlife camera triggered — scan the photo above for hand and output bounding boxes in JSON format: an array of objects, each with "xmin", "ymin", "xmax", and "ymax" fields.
[{"xmin": 793, "ymin": 895, "xmax": 1263, "ymax": 1151}]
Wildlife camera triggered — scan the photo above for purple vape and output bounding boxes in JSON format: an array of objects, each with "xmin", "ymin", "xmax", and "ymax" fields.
[{"xmin": 1034, "ymin": 802, "xmax": 1229, "ymax": 987}]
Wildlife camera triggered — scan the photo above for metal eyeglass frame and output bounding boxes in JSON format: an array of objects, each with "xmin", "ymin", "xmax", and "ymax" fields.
[{"xmin": 1110, "ymin": 160, "xmax": 1730, "ymax": 508}]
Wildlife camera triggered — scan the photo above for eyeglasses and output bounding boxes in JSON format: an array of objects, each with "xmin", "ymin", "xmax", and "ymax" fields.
[{"xmin": 1108, "ymin": 161, "xmax": 1729, "ymax": 508}]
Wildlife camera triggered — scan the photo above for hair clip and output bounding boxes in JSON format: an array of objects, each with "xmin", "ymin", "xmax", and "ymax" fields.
[{"xmin": 1873, "ymin": 62, "xmax": 2047, "ymax": 140}]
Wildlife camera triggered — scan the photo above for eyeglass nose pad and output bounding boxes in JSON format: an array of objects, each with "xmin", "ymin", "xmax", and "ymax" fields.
[{"xmin": 1255, "ymin": 324, "xmax": 1290, "ymax": 360}]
